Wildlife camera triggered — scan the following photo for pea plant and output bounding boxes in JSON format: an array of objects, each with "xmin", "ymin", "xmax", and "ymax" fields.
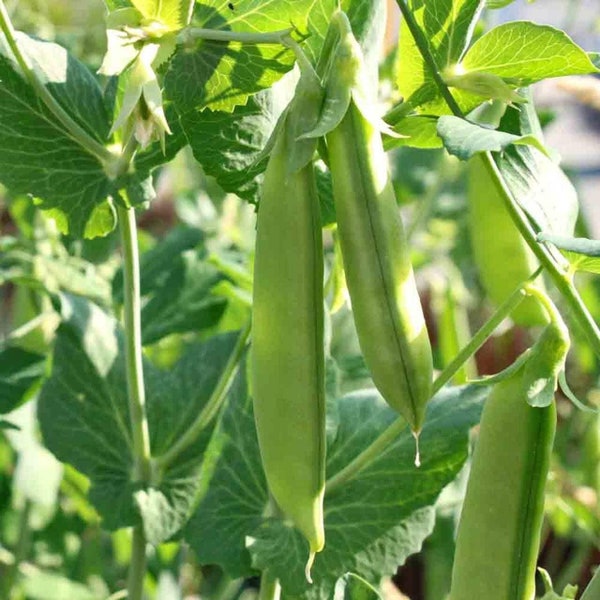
[{"xmin": 1, "ymin": 0, "xmax": 600, "ymax": 599}]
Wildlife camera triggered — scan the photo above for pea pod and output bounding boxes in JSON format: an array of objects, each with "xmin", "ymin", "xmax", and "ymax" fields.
[
  {"xmin": 323, "ymin": 20, "xmax": 433, "ymax": 434},
  {"xmin": 449, "ymin": 367, "xmax": 556, "ymax": 600},
  {"xmin": 251, "ymin": 66, "xmax": 326, "ymax": 566},
  {"xmin": 468, "ymin": 154, "xmax": 549, "ymax": 327}
]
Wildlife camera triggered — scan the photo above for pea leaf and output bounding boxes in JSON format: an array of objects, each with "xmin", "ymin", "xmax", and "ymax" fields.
[
  {"xmin": 386, "ymin": 116, "xmax": 443, "ymax": 150},
  {"xmin": 38, "ymin": 294, "xmax": 243, "ymax": 544},
  {"xmin": 436, "ymin": 115, "xmax": 549, "ymax": 160},
  {"xmin": 396, "ymin": 0, "xmax": 483, "ymax": 114},
  {"xmin": 180, "ymin": 85, "xmax": 292, "ymax": 204},
  {"xmin": 172, "ymin": 0, "xmax": 385, "ymax": 204},
  {"xmin": 0, "ymin": 346, "xmax": 46, "ymax": 414},
  {"xmin": 332, "ymin": 573, "xmax": 383, "ymax": 600},
  {"xmin": 112, "ymin": 226, "xmax": 227, "ymax": 344},
  {"xmin": 130, "ymin": 0, "xmax": 192, "ymax": 29},
  {"xmin": 537, "ymin": 233, "xmax": 600, "ymax": 275},
  {"xmin": 164, "ymin": 0, "xmax": 309, "ymax": 114},
  {"xmin": 462, "ymin": 22, "xmax": 599, "ymax": 85},
  {"xmin": 0, "ymin": 33, "xmax": 113, "ymax": 238},
  {"xmin": 497, "ymin": 145, "xmax": 578, "ymax": 237},
  {"xmin": 184, "ymin": 367, "xmax": 489, "ymax": 597}
]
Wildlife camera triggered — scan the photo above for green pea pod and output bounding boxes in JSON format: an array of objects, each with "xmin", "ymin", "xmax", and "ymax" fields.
[
  {"xmin": 449, "ymin": 368, "xmax": 556, "ymax": 600},
  {"xmin": 326, "ymin": 94, "xmax": 433, "ymax": 435},
  {"xmin": 251, "ymin": 67, "xmax": 326, "ymax": 569},
  {"xmin": 468, "ymin": 154, "xmax": 549, "ymax": 327}
]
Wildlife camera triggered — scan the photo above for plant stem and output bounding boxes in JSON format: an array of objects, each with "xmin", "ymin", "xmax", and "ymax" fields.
[
  {"xmin": 118, "ymin": 205, "xmax": 151, "ymax": 600},
  {"xmin": 326, "ymin": 277, "xmax": 530, "ymax": 495},
  {"xmin": 480, "ymin": 154, "xmax": 600, "ymax": 356},
  {"xmin": 127, "ymin": 525, "xmax": 147, "ymax": 600},
  {"xmin": 395, "ymin": 0, "xmax": 464, "ymax": 118},
  {"xmin": 258, "ymin": 573, "xmax": 281, "ymax": 600},
  {"xmin": 431, "ymin": 278, "xmax": 529, "ymax": 395},
  {"xmin": 395, "ymin": 0, "xmax": 600, "ymax": 357},
  {"xmin": 179, "ymin": 27, "xmax": 292, "ymax": 46},
  {"xmin": 1, "ymin": 313, "xmax": 50, "ymax": 348},
  {"xmin": 154, "ymin": 322, "xmax": 251, "ymax": 473},
  {"xmin": 0, "ymin": 1, "xmax": 114, "ymax": 165},
  {"xmin": 118, "ymin": 206, "xmax": 151, "ymax": 483}
]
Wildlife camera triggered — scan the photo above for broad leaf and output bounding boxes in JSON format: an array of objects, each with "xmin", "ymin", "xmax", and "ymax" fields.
[
  {"xmin": 386, "ymin": 115, "xmax": 443, "ymax": 150},
  {"xmin": 0, "ymin": 346, "xmax": 45, "ymax": 414},
  {"xmin": 165, "ymin": 0, "xmax": 314, "ymax": 113},
  {"xmin": 538, "ymin": 233, "xmax": 600, "ymax": 275},
  {"xmin": 437, "ymin": 116, "xmax": 548, "ymax": 160},
  {"xmin": 462, "ymin": 22, "xmax": 599, "ymax": 85},
  {"xmin": 497, "ymin": 146, "xmax": 578, "ymax": 237},
  {"xmin": 0, "ymin": 34, "xmax": 113, "ymax": 238},
  {"xmin": 397, "ymin": 0, "xmax": 483, "ymax": 114},
  {"xmin": 38, "ymin": 294, "xmax": 243, "ymax": 544},
  {"xmin": 131, "ymin": 0, "xmax": 192, "ymax": 29},
  {"xmin": 180, "ymin": 85, "xmax": 292, "ymax": 204},
  {"xmin": 112, "ymin": 226, "xmax": 227, "ymax": 344},
  {"xmin": 332, "ymin": 573, "xmax": 383, "ymax": 600},
  {"xmin": 185, "ymin": 365, "xmax": 489, "ymax": 598}
]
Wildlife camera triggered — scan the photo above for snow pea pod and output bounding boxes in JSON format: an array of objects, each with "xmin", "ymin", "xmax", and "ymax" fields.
[
  {"xmin": 251, "ymin": 67, "xmax": 326, "ymax": 568},
  {"xmin": 468, "ymin": 154, "xmax": 549, "ymax": 327},
  {"xmin": 326, "ymin": 98, "xmax": 433, "ymax": 435},
  {"xmin": 449, "ymin": 368, "xmax": 556, "ymax": 600}
]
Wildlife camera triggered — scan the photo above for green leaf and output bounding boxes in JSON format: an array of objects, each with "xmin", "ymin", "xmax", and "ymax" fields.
[
  {"xmin": 139, "ymin": 250, "xmax": 228, "ymax": 344},
  {"xmin": 537, "ymin": 233, "xmax": 600, "ymax": 274},
  {"xmin": 38, "ymin": 294, "xmax": 242, "ymax": 544},
  {"xmin": 333, "ymin": 573, "xmax": 383, "ymax": 600},
  {"xmin": 437, "ymin": 116, "xmax": 548, "ymax": 160},
  {"xmin": 165, "ymin": 0, "xmax": 314, "ymax": 113},
  {"xmin": 180, "ymin": 85, "xmax": 290, "ymax": 203},
  {"xmin": 497, "ymin": 145, "xmax": 578, "ymax": 237},
  {"xmin": 185, "ymin": 367, "xmax": 488, "ymax": 597},
  {"xmin": 397, "ymin": 0, "xmax": 483, "ymax": 114},
  {"xmin": 0, "ymin": 34, "xmax": 113, "ymax": 238},
  {"xmin": 131, "ymin": 0, "xmax": 191, "ymax": 28},
  {"xmin": 385, "ymin": 115, "xmax": 443, "ymax": 150},
  {"xmin": 0, "ymin": 346, "xmax": 46, "ymax": 414},
  {"xmin": 113, "ymin": 225, "xmax": 203, "ymax": 301},
  {"xmin": 112, "ymin": 226, "xmax": 226, "ymax": 344},
  {"xmin": 462, "ymin": 22, "xmax": 599, "ymax": 85}
]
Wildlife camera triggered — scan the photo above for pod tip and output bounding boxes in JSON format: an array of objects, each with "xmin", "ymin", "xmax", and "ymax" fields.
[
  {"xmin": 412, "ymin": 430, "xmax": 421, "ymax": 468},
  {"xmin": 304, "ymin": 551, "xmax": 316, "ymax": 584}
]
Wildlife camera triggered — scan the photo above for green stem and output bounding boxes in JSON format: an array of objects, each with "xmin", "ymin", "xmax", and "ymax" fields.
[
  {"xmin": 118, "ymin": 206, "xmax": 151, "ymax": 483},
  {"xmin": 480, "ymin": 154, "xmax": 600, "ymax": 356},
  {"xmin": 395, "ymin": 0, "xmax": 464, "ymax": 118},
  {"xmin": 582, "ymin": 565, "xmax": 600, "ymax": 600},
  {"xmin": 118, "ymin": 205, "xmax": 150, "ymax": 600},
  {"xmin": 258, "ymin": 573, "xmax": 281, "ymax": 600},
  {"xmin": 1, "ymin": 313, "xmax": 50, "ymax": 348},
  {"xmin": 431, "ymin": 276, "xmax": 531, "ymax": 395},
  {"xmin": 326, "ymin": 276, "xmax": 530, "ymax": 495},
  {"xmin": 154, "ymin": 322, "xmax": 251, "ymax": 473},
  {"xmin": 127, "ymin": 525, "xmax": 147, "ymax": 600},
  {"xmin": 395, "ymin": 0, "xmax": 600, "ymax": 357},
  {"xmin": 0, "ymin": 1, "xmax": 114, "ymax": 165},
  {"xmin": 179, "ymin": 26, "xmax": 292, "ymax": 46}
]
